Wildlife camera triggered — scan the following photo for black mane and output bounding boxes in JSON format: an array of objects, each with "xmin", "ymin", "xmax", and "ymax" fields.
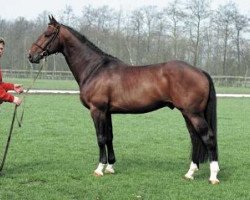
[
  {"xmin": 63, "ymin": 25, "xmax": 118, "ymax": 60},
  {"xmin": 61, "ymin": 24, "xmax": 124, "ymax": 84}
]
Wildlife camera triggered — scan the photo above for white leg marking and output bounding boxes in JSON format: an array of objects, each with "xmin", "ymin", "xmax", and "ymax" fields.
[
  {"xmin": 105, "ymin": 164, "xmax": 115, "ymax": 174},
  {"xmin": 209, "ymin": 161, "xmax": 220, "ymax": 184},
  {"xmin": 185, "ymin": 162, "xmax": 198, "ymax": 180},
  {"xmin": 94, "ymin": 163, "xmax": 105, "ymax": 176}
]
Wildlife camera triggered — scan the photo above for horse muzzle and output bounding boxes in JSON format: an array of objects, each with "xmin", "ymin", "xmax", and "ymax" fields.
[{"xmin": 28, "ymin": 52, "xmax": 44, "ymax": 63}]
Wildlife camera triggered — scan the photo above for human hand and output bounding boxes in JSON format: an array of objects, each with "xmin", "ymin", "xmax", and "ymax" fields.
[
  {"xmin": 13, "ymin": 96, "xmax": 22, "ymax": 106},
  {"xmin": 14, "ymin": 84, "xmax": 24, "ymax": 94}
]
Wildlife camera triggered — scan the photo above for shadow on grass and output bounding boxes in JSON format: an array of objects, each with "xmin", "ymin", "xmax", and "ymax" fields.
[
  {"xmin": 0, "ymin": 160, "xmax": 56, "ymax": 176},
  {"xmin": 118, "ymin": 156, "xmax": 186, "ymax": 174}
]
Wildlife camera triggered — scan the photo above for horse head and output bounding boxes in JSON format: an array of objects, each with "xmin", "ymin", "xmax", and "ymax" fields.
[{"xmin": 28, "ymin": 15, "xmax": 61, "ymax": 63}]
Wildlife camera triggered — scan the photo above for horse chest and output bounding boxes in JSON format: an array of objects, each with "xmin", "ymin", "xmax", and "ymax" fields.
[{"xmin": 80, "ymin": 87, "xmax": 109, "ymax": 111}]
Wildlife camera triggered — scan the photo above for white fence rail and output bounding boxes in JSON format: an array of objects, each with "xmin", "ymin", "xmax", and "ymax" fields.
[{"xmin": 2, "ymin": 69, "xmax": 74, "ymax": 80}]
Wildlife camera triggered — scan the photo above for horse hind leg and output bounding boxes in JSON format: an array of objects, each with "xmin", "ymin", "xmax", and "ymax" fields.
[
  {"xmin": 197, "ymin": 119, "xmax": 220, "ymax": 184},
  {"xmin": 183, "ymin": 115, "xmax": 200, "ymax": 180},
  {"xmin": 186, "ymin": 113, "xmax": 220, "ymax": 184},
  {"xmin": 203, "ymin": 127, "xmax": 220, "ymax": 184}
]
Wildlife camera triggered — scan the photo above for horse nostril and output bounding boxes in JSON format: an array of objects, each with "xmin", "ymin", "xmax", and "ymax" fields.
[{"xmin": 28, "ymin": 54, "xmax": 34, "ymax": 62}]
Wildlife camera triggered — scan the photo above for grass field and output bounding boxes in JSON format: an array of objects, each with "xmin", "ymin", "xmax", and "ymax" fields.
[{"xmin": 0, "ymin": 94, "xmax": 250, "ymax": 200}]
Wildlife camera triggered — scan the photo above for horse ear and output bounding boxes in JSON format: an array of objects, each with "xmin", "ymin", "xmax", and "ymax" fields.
[
  {"xmin": 48, "ymin": 15, "xmax": 58, "ymax": 25},
  {"xmin": 51, "ymin": 15, "xmax": 58, "ymax": 24}
]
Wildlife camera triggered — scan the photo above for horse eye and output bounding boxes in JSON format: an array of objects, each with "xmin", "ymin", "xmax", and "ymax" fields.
[
  {"xmin": 44, "ymin": 31, "xmax": 52, "ymax": 37},
  {"xmin": 44, "ymin": 33, "xmax": 51, "ymax": 37}
]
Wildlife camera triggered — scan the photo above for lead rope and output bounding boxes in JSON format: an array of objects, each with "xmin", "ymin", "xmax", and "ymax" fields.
[
  {"xmin": 0, "ymin": 105, "xmax": 17, "ymax": 173},
  {"xmin": 16, "ymin": 60, "xmax": 45, "ymax": 127},
  {"xmin": 0, "ymin": 60, "xmax": 44, "ymax": 173}
]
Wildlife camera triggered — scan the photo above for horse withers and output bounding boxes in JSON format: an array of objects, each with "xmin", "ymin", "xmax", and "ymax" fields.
[{"xmin": 28, "ymin": 16, "xmax": 220, "ymax": 184}]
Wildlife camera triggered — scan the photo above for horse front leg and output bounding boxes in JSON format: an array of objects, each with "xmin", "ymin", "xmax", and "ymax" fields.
[{"xmin": 91, "ymin": 108, "xmax": 108, "ymax": 176}]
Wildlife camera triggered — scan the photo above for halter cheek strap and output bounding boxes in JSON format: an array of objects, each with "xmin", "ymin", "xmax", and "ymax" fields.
[
  {"xmin": 33, "ymin": 25, "xmax": 60, "ymax": 57},
  {"xmin": 33, "ymin": 43, "xmax": 47, "ymax": 56}
]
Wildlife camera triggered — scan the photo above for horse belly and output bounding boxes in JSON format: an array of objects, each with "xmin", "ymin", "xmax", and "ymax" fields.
[
  {"xmin": 109, "ymin": 87, "xmax": 171, "ymax": 114},
  {"xmin": 110, "ymin": 100, "xmax": 168, "ymax": 114}
]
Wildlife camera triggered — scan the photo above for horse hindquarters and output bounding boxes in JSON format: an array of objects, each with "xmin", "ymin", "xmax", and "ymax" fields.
[{"xmin": 184, "ymin": 72, "xmax": 219, "ymax": 183}]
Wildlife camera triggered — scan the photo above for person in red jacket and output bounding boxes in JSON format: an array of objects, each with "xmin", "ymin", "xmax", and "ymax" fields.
[{"xmin": 0, "ymin": 37, "xmax": 23, "ymax": 106}]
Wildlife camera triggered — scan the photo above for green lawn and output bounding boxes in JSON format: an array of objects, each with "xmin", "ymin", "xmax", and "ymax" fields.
[{"xmin": 0, "ymin": 95, "xmax": 250, "ymax": 199}]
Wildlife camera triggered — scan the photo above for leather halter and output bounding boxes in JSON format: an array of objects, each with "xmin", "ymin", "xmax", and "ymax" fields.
[{"xmin": 33, "ymin": 25, "xmax": 60, "ymax": 57}]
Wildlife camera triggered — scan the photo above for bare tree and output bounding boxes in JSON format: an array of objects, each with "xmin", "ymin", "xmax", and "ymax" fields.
[
  {"xmin": 165, "ymin": 0, "xmax": 186, "ymax": 59},
  {"xmin": 185, "ymin": 0, "xmax": 210, "ymax": 67},
  {"xmin": 214, "ymin": 2, "xmax": 236, "ymax": 75},
  {"xmin": 60, "ymin": 5, "xmax": 78, "ymax": 28},
  {"xmin": 233, "ymin": 12, "xmax": 249, "ymax": 75},
  {"xmin": 130, "ymin": 9, "xmax": 144, "ymax": 64},
  {"xmin": 142, "ymin": 6, "xmax": 159, "ymax": 53},
  {"xmin": 154, "ymin": 12, "xmax": 166, "ymax": 63}
]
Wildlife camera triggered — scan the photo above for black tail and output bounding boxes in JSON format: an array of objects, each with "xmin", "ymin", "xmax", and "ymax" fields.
[
  {"xmin": 202, "ymin": 71, "xmax": 218, "ymax": 161},
  {"xmin": 190, "ymin": 71, "xmax": 218, "ymax": 164},
  {"xmin": 203, "ymin": 71, "xmax": 217, "ymax": 137},
  {"xmin": 203, "ymin": 72, "xmax": 218, "ymax": 161}
]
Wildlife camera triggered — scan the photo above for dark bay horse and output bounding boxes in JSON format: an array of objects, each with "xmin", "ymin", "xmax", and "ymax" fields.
[{"xmin": 28, "ymin": 16, "xmax": 220, "ymax": 184}]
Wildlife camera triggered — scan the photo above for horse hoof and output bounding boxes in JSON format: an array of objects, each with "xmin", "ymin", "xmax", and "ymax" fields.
[
  {"xmin": 94, "ymin": 171, "xmax": 103, "ymax": 177},
  {"xmin": 105, "ymin": 168, "xmax": 115, "ymax": 174},
  {"xmin": 209, "ymin": 179, "xmax": 220, "ymax": 185},
  {"xmin": 184, "ymin": 174, "xmax": 194, "ymax": 180}
]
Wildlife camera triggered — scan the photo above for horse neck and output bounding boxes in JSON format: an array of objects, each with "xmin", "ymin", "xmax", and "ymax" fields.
[{"xmin": 60, "ymin": 31, "xmax": 104, "ymax": 85}]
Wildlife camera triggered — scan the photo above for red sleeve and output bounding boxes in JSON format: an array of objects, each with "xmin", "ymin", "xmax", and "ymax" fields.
[
  {"xmin": 0, "ymin": 68, "xmax": 14, "ymax": 102},
  {"xmin": 0, "ymin": 85, "xmax": 14, "ymax": 102},
  {"xmin": 0, "ymin": 68, "xmax": 14, "ymax": 91},
  {"xmin": 0, "ymin": 82, "xmax": 14, "ymax": 91}
]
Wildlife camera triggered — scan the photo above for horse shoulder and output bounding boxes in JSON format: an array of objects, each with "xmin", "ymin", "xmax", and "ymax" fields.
[{"xmin": 80, "ymin": 70, "xmax": 114, "ymax": 110}]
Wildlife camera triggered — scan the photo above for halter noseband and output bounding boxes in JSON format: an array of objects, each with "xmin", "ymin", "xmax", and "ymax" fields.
[{"xmin": 33, "ymin": 25, "xmax": 60, "ymax": 57}]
